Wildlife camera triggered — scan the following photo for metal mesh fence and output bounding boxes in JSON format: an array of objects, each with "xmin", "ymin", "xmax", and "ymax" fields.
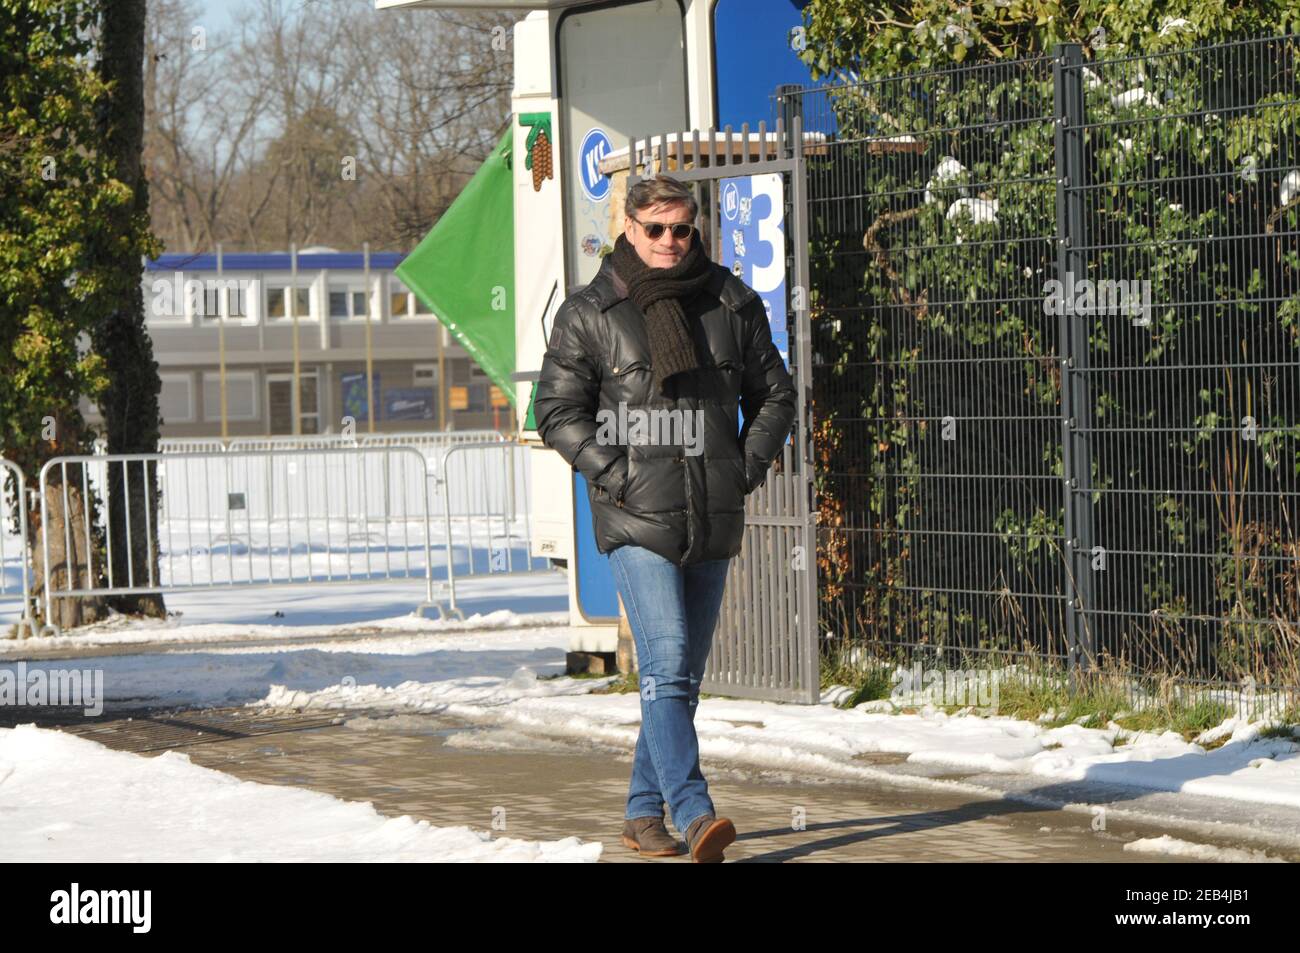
[{"xmin": 782, "ymin": 34, "xmax": 1300, "ymax": 715}]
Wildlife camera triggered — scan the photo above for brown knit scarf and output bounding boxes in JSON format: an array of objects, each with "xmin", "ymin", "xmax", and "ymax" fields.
[{"xmin": 611, "ymin": 231, "xmax": 713, "ymax": 396}]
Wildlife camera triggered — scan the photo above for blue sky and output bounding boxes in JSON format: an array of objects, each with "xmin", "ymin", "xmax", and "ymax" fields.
[
  {"xmin": 185, "ymin": 0, "xmax": 826, "ymax": 132},
  {"xmin": 191, "ymin": 0, "xmax": 244, "ymax": 33}
]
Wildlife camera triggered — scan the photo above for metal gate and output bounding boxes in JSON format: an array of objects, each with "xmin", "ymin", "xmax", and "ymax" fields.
[{"xmin": 624, "ymin": 120, "xmax": 818, "ymax": 702}]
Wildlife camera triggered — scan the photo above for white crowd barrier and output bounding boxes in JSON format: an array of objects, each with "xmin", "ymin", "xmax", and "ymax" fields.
[
  {"xmin": 7, "ymin": 434, "xmax": 559, "ymax": 632},
  {"xmin": 430, "ymin": 441, "xmax": 557, "ymax": 618},
  {"xmin": 38, "ymin": 447, "xmax": 439, "ymax": 617},
  {"xmin": 0, "ymin": 458, "xmax": 35, "ymax": 637}
]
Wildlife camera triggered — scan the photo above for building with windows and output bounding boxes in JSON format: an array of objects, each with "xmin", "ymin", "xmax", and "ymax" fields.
[{"xmin": 91, "ymin": 249, "xmax": 514, "ymax": 438}]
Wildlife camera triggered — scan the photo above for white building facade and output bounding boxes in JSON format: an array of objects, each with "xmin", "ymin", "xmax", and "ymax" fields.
[{"xmin": 90, "ymin": 249, "xmax": 513, "ymax": 439}]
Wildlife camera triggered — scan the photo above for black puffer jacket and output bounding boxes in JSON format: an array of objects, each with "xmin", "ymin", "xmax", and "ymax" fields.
[{"xmin": 533, "ymin": 253, "xmax": 797, "ymax": 566}]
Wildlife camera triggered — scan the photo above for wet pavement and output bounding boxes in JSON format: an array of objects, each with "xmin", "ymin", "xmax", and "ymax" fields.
[{"xmin": 28, "ymin": 704, "xmax": 1209, "ymax": 862}]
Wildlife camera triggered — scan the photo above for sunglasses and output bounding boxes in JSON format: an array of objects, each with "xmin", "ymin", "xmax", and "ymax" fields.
[{"xmin": 631, "ymin": 216, "xmax": 697, "ymax": 241}]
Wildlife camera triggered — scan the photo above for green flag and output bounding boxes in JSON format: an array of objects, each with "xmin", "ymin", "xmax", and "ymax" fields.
[{"xmin": 396, "ymin": 126, "xmax": 516, "ymax": 405}]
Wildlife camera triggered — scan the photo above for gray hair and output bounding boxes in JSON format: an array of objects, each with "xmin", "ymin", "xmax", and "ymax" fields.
[{"xmin": 625, "ymin": 174, "xmax": 698, "ymax": 220}]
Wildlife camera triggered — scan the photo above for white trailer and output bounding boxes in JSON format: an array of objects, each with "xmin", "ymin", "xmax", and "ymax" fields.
[{"xmin": 377, "ymin": 0, "xmax": 818, "ymax": 668}]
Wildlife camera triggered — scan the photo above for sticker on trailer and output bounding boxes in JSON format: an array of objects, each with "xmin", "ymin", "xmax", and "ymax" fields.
[{"xmin": 578, "ymin": 128, "xmax": 613, "ymax": 202}]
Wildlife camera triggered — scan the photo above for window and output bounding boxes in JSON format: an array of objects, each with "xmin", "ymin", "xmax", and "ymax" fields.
[
  {"xmin": 468, "ymin": 364, "xmax": 489, "ymax": 411},
  {"xmin": 227, "ymin": 283, "xmax": 250, "ymax": 320},
  {"xmin": 329, "ymin": 286, "xmax": 349, "ymax": 319},
  {"xmin": 191, "ymin": 276, "xmax": 255, "ymax": 322},
  {"xmin": 329, "ymin": 282, "xmax": 375, "ymax": 320},
  {"xmin": 390, "ymin": 276, "xmax": 434, "ymax": 319},
  {"xmin": 266, "ymin": 285, "xmax": 313, "ymax": 321},
  {"xmin": 299, "ymin": 374, "xmax": 320, "ymax": 433},
  {"xmin": 266, "ymin": 371, "xmax": 319, "ymax": 434},
  {"xmin": 202, "ymin": 371, "xmax": 259, "ymax": 422},
  {"xmin": 558, "ymin": 0, "xmax": 687, "ymax": 287},
  {"xmin": 451, "ymin": 361, "xmax": 490, "ymax": 412},
  {"xmin": 413, "ymin": 363, "xmax": 438, "ymax": 386},
  {"xmin": 446, "ymin": 359, "xmax": 485, "ymax": 413},
  {"xmin": 389, "ymin": 278, "xmax": 412, "ymax": 318},
  {"xmin": 159, "ymin": 372, "xmax": 195, "ymax": 423}
]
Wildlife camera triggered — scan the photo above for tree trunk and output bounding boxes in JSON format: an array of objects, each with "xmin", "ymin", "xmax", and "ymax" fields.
[
  {"xmin": 30, "ymin": 473, "xmax": 111, "ymax": 632},
  {"xmin": 93, "ymin": 0, "xmax": 166, "ymax": 618}
]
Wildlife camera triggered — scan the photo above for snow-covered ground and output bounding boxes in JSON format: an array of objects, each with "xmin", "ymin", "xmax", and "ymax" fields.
[
  {"xmin": 4, "ymin": 579, "xmax": 1300, "ymax": 860},
  {"xmin": 1122, "ymin": 835, "xmax": 1283, "ymax": 863},
  {"xmin": 252, "ymin": 660, "xmax": 1300, "ymax": 813},
  {"xmin": 0, "ymin": 574, "xmax": 568, "ymax": 653},
  {"xmin": 0, "ymin": 723, "xmax": 599, "ymax": 862},
  {"xmin": 7, "ymin": 612, "xmax": 1300, "ymax": 812}
]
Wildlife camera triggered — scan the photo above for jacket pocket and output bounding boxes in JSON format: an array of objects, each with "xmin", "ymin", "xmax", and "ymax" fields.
[
  {"xmin": 608, "ymin": 358, "xmax": 650, "ymax": 382},
  {"xmin": 594, "ymin": 458, "xmax": 629, "ymax": 508},
  {"xmin": 717, "ymin": 452, "xmax": 748, "ymax": 504},
  {"xmin": 608, "ymin": 359, "xmax": 651, "ymax": 379},
  {"xmin": 606, "ymin": 359, "xmax": 652, "ymax": 405},
  {"xmin": 713, "ymin": 358, "xmax": 744, "ymax": 402}
]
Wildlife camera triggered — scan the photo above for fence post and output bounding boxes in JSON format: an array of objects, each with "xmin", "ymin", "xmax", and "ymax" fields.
[
  {"xmin": 776, "ymin": 83, "xmax": 803, "ymax": 159},
  {"xmin": 1053, "ymin": 43, "xmax": 1096, "ymax": 690}
]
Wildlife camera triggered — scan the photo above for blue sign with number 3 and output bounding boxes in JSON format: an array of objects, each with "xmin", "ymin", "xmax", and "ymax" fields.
[{"xmin": 719, "ymin": 172, "xmax": 791, "ymax": 439}]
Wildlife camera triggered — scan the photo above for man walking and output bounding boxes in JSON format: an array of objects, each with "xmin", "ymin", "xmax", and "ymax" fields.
[{"xmin": 533, "ymin": 173, "xmax": 796, "ymax": 862}]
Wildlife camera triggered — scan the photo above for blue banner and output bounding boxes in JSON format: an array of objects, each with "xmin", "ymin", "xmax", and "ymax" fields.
[
  {"xmin": 384, "ymin": 388, "xmax": 435, "ymax": 421},
  {"xmin": 341, "ymin": 371, "xmax": 380, "ymax": 422}
]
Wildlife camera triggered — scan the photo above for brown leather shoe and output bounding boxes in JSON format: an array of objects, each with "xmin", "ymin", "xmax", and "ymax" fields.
[
  {"xmin": 684, "ymin": 814, "xmax": 736, "ymax": 863},
  {"xmin": 621, "ymin": 816, "xmax": 684, "ymax": 857}
]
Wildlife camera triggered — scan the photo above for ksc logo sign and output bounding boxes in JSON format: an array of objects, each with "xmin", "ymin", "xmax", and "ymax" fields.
[{"xmin": 579, "ymin": 128, "xmax": 612, "ymax": 202}]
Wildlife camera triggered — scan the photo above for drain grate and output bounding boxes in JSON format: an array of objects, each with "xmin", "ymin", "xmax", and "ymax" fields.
[{"xmin": 51, "ymin": 708, "xmax": 343, "ymax": 753}]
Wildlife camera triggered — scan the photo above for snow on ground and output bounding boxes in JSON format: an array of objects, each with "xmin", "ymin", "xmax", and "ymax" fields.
[
  {"xmin": 1123, "ymin": 835, "xmax": 1284, "ymax": 863},
  {"xmin": 5, "ymin": 572, "xmax": 1300, "ymax": 838},
  {"xmin": 0, "ymin": 723, "xmax": 600, "ymax": 862},
  {"xmin": 0, "ymin": 573, "xmax": 567, "ymax": 653},
  {"xmin": 6, "ymin": 612, "xmax": 1300, "ymax": 815},
  {"xmin": 256, "ymin": 675, "xmax": 1300, "ymax": 812},
  {"xmin": 26, "ymin": 626, "xmax": 583, "ymax": 709}
]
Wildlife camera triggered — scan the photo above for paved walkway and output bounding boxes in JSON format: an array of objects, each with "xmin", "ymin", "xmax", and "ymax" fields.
[{"xmin": 38, "ymin": 705, "xmax": 1206, "ymax": 862}]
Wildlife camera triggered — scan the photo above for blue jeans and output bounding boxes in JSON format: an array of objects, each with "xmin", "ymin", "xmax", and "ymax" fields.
[{"xmin": 607, "ymin": 544, "xmax": 733, "ymax": 834}]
